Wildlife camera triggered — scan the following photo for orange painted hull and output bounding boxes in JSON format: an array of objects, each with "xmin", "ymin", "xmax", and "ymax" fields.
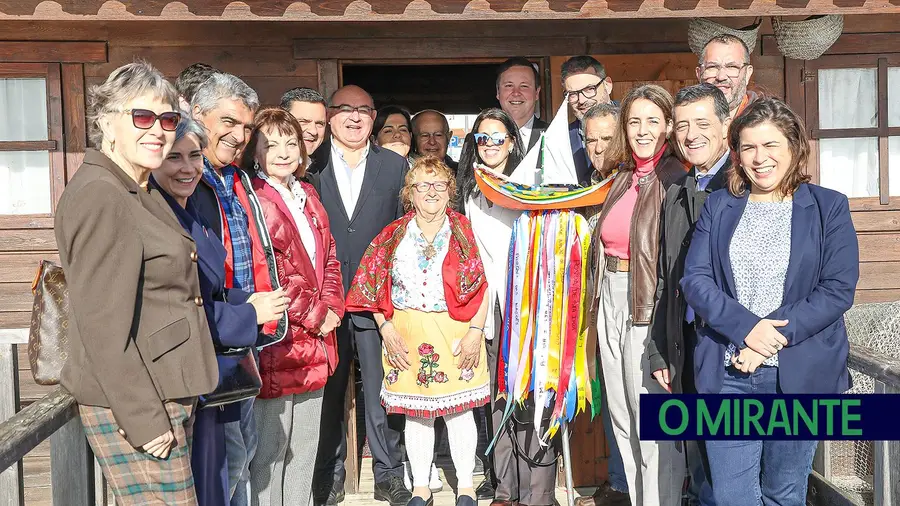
[{"xmin": 474, "ymin": 171, "xmax": 613, "ymax": 211}]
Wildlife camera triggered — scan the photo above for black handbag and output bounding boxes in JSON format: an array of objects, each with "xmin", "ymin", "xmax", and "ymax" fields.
[{"xmin": 197, "ymin": 347, "xmax": 262, "ymax": 410}]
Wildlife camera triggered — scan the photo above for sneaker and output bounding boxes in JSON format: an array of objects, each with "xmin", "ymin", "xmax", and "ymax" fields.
[
  {"xmin": 475, "ymin": 478, "xmax": 495, "ymax": 500},
  {"xmin": 375, "ymin": 475, "xmax": 413, "ymax": 506}
]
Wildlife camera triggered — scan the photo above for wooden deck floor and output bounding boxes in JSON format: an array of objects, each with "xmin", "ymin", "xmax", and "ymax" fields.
[
  {"xmin": 21, "ymin": 453, "xmax": 582, "ymax": 505},
  {"xmin": 348, "ymin": 456, "xmax": 578, "ymax": 506}
]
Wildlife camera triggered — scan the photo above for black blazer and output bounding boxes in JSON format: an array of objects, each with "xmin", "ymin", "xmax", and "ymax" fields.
[
  {"xmin": 527, "ymin": 117, "xmax": 549, "ymax": 150},
  {"xmin": 308, "ymin": 142, "xmax": 408, "ymax": 328}
]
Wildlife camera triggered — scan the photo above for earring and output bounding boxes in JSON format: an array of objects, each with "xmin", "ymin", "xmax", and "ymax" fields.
[
  {"xmin": 253, "ymin": 159, "xmax": 260, "ymax": 171},
  {"xmin": 110, "ymin": 139, "xmax": 115, "ymax": 152}
]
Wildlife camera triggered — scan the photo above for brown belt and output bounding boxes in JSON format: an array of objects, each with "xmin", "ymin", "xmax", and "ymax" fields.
[{"xmin": 605, "ymin": 255, "xmax": 630, "ymax": 272}]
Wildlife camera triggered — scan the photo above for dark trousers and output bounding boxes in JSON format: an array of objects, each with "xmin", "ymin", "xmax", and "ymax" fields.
[
  {"xmin": 683, "ymin": 323, "xmax": 713, "ymax": 506},
  {"xmin": 485, "ymin": 304, "xmax": 558, "ymax": 506},
  {"xmin": 314, "ymin": 318, "xmax": 405, "ymax": 491}
]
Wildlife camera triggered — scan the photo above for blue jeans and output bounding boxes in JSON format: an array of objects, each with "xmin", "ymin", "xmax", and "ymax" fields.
[
  {"xmin": 706, "ymin": 367, "xmax": 818, "ymax": 506},
  {"xmin": 600, "ymin": 376, "xmax": 629, "ymax": 493},
  {"xmin": 224, "ymin": 397, "xmax": 258, "ymax": 506}
]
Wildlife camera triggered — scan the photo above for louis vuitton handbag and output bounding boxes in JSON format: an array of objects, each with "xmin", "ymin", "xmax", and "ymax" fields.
[{"xmin": 28, "ymin": 260, "xmax": 70, "ymax": 386}]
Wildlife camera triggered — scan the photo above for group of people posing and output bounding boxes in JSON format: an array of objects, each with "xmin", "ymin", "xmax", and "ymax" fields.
[{"xmin": 53, "ymin": 29, "xmax": 859, "ymax": 506}]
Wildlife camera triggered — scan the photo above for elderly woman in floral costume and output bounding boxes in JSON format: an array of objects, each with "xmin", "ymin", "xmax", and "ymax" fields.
[{"xmin": 346, "ymin": 156, "xmax": 490, "ymax": 506}]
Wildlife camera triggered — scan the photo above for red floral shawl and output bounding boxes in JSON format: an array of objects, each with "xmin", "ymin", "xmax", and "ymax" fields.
[{"xmin": 345, "ymin": 209, "xmax": 487, "ymax": 322}]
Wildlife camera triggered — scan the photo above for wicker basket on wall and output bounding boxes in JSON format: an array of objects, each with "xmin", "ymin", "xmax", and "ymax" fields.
[
  {"xmin": 772, "ymin": 15, "xmax": 844, "ymax": 60},
  {"xmin": 688, "ymin": 17, "xmax": 762, "ymax": 56}
]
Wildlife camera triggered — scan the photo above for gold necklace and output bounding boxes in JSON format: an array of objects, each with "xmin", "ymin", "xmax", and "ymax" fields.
[{"xmin": 417, "ymin": 215, "xmax": 446, "ymax": 260}]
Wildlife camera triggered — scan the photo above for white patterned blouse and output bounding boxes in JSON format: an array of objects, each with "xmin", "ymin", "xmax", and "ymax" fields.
[{"xmin": 390, "ymin": 217, "xmax": 452, "ymax": 312}]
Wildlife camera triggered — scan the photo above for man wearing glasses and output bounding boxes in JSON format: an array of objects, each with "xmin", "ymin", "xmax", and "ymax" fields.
[
  {"xmin": 696, "ymin": 34, "xmax": 757, "ymax": 119},
  {"xmin": 309, "ymin": 85, "xmax": 411, "ymax": 506},
  {"xmin": 411, "ymin": 109, "xmax": 458, "ymax": 170},
  {"xmin": 561, "ymin": 56, "xmax": 615, "ymax": 185}
]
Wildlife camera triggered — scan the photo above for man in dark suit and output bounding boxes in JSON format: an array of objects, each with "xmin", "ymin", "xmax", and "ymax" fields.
[
  {"xmin": 649, "ymin": 83, "xmax": 732, "ymax": 506},
  {"xmin": 411, "ymin": 109, "xmax": 457, "ymax": 171},
  {"xmin": 309, "ymin": 84, "xmax": 411, "ymax": 506},
  {"xmin": 496, "ymin": 57, "xmax": 547, "ymax": 150},
  {"xmin": 560, "ymin": 56, "xmax": 615, "ymax": 185}
]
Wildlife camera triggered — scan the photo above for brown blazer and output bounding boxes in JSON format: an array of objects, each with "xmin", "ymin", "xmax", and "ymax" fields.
[{"xmin": 54, "ymin": 149, "xmax": 218, "ymax": 447}]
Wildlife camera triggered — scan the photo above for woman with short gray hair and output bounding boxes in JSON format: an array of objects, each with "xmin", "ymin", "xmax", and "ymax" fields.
[
  {"xmin": 55, "ymin": 60, "xmax": 220, "ymax": 504},
  {"xmin": 150, "ymin": 112, "xmax": 288, "ymax": 506}
]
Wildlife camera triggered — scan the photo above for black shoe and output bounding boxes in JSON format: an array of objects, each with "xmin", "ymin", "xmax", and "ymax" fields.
[
  {"xmin": 326, "ymin": 487, "xmax": 345, "ymax": 506},
  {"xmin": 407, "ymin": 495, "xmax": 434, "ymax": 506},
  {"xmin": 457, "ymin": 495, "xmax": 477, "ymax": 506},
  {"xmin": 475, "ymin": 478, "xmax": 495, "ymax": 501},
  {"xmin": 574, "ymin": 483, "xmax": 630, "ymax": 506},
  {"xmin": 375, "ymin": 476, "xmax": 414, "ymax": 506}
]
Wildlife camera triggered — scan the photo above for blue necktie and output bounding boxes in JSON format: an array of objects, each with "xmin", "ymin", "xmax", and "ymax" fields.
[{"xmin": 696, "ymin": 173, "xmax": 713, "ymax": 192}]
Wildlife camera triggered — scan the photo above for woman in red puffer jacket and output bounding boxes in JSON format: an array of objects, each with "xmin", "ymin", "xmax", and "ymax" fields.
[{"xmin": 240, "ymin": 107, "xmax": 344, "ymax": 506}]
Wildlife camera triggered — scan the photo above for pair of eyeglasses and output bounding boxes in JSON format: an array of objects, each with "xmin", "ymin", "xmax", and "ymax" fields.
[
  {"xmin": 566, "ymin": 83, "xmax": 601, "ymax": 103},
  {"xmin": 328, "ymin": 104, "xmax": 374, "ymax": 116},
  {"xmin": 121, "ymin": 109, "xmax": 181, "ymax": 131},
  {"xmin": 418, "ymin": 131, "xmax": 447, "ymax": 142},
  {"xmin": 474, "ymin": 133, "xmax": 509, "ymax": 146},
  {"xmin": 412, "ymin": 181, "xmax": 449, "ymax": 193},
  {"xmin": 700, "ymin": 62, "xmax": 750, "ymax": 79}
]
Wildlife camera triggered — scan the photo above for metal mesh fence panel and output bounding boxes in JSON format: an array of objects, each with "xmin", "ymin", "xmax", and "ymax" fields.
[{"xmin": 830, "ymin": 300, "xmax": 900, "ymax": 506}]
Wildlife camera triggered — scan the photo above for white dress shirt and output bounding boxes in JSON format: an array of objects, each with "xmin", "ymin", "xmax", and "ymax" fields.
[
  {"xmin": 331, "ymin": 141, "xmax": 370, "ymax": 216},
  {"xmin": 518, "ymin": 116, "xmax": 537, "ymax": 147}
]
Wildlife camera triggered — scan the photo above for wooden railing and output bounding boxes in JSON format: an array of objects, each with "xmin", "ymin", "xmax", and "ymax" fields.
[
  {"xmin": 0, "ymin": 340, "xmax": 896, "ymax": 506},
  {"xmin": 808, "ymin": 343, "xmax": 900, "ymax": 506}
]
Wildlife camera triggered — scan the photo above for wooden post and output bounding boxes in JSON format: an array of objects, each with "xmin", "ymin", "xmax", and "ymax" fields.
[
  {"xmin": 874, "ymin": 380, "xmax": 900, "ymax": 506},
  {"xmin": 0, "ymin": 342, "xmax": 22, "ymax": 506},
  {"xmin": 317, "ymin": 59, "xmax": 340, "ymax": 98},
  {"xmin": 343, "ymin": 364, "xmax": 359, "ymax": 495},
  {"xmin": 813, "ymin": 441, "xmax": 832, "ymax": 481},
  {"xmin": 50, "ymin": 416, "xmax": 95, "ymax": 506}
]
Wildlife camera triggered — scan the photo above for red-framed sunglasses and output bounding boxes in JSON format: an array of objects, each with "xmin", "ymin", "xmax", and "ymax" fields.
[{"xmin": 122, "ymin": 109, "xmax": 181, "ymax": 131}]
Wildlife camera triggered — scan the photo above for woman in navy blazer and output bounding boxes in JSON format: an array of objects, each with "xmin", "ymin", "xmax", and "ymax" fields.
[
  {"xmin": 680, "ymin": 98, "xmax": 859, "ymax": 506},
  {"xmin": 150, "ymin": 115, "xmax": 288, "ymax": 506}
]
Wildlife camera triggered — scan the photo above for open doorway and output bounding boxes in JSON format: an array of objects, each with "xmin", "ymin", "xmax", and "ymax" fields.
[{"xmin": 341, "ymin": 61, "xmax": 546, "ymax": 161}]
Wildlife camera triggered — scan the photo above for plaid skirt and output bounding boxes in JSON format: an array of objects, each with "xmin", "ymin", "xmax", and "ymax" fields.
[{"xmin": 80, "ymin": 399, "xmax": 197, "ymax": 505}]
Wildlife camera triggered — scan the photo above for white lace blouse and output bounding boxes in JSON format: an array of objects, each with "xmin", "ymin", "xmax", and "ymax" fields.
[{"xmin": 390, "ymin": 218, "xmax": 452, "ymax": 312}]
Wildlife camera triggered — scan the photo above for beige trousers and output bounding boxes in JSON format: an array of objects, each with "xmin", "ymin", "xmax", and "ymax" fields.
[{"xmin": 597, "ymin": 270, "xmax": 685, "ymax": 506}]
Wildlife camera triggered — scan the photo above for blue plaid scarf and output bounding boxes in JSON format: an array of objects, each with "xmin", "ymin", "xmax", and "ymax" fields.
[{"xmin": 202, "ymin": 158, "xmax": 255, "ymax": 292}]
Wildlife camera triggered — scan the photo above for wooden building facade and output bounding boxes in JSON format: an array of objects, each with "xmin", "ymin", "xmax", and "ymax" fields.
[{"xmin": 1, "ymin": 0, "xmax": 899, "ymax": 501}]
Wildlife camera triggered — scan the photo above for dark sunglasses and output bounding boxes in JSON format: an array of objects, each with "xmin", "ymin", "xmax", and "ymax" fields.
[
  {"xmin": 474, "ymin": 133, "xmax": 509, "ymax": 147},
  {"xmin": 123, "ymin": 109, "xmax": 181, "ymax": 131}
]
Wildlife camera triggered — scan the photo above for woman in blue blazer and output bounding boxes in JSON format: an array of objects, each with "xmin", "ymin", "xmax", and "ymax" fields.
[
  {"xmin": 149, "ymin": 115, "xmax": 288, "ymax": 505},
  {"xmin": 680, "ymin": 98, "xmax": 859, "ymax": 506}
]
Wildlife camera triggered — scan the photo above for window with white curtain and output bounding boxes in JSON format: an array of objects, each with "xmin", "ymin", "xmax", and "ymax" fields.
[
  {"xmin": 813, "ymin": 59, "xmax": 900, "ymax": 200},
  {"xmin": 0, "ymin": 78, "xmax": 52, "ymax": 214}
]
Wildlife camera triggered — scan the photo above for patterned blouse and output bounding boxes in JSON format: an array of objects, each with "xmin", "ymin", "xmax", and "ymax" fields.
[
  {"xmin": 391, "ymin": 217, "xmax": 452, "ymax": 312},
  {"xmin": 725, "ymin": 200, "xmax": 793, "ymax": 368}
]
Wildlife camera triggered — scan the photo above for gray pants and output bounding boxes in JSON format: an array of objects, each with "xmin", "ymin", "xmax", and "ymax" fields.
[
  {"xmin": 250, "ymin": 390, "xmax": 324, "ymax": 506},
  {"xmin": 598, "ymin": 271, "xmax": 684, "ymax": 506}
]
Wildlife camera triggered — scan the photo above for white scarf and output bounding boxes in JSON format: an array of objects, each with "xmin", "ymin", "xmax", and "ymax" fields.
[{"xmin": 258, "ymin": 170, "xmax": 316, "ymax": 266}]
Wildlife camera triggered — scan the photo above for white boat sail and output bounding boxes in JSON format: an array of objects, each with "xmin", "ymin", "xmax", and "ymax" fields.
[{"xmin": 507, "ymin": 98, "xmax": 579, "ymax": 187}]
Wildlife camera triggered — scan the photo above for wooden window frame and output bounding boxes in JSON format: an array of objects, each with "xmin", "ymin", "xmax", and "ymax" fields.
[
  {"xmin": 804, "ymin": 53, "xmax": 900, "ymax": 207},
  {"xmin": 0, "ymin": 63, "xmax": 65, "ymax": 228}
]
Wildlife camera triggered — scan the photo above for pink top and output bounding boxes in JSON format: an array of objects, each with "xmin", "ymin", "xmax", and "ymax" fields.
[{"xmin": 599, "ymin": 144, "xmax": 667, "ymax": 259}]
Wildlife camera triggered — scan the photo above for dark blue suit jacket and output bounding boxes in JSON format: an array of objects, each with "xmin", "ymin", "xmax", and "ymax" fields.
[
  {"xmin": 680, "ymin": 183, "xmax": 859, "ymax": 394},
  {"xmin": 152, "ymin": 177, "xmax": 258, "ymax": 418},
  {"xmin": 307, "ymin": 143, "xmax": 408, "ymax": 329}
]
